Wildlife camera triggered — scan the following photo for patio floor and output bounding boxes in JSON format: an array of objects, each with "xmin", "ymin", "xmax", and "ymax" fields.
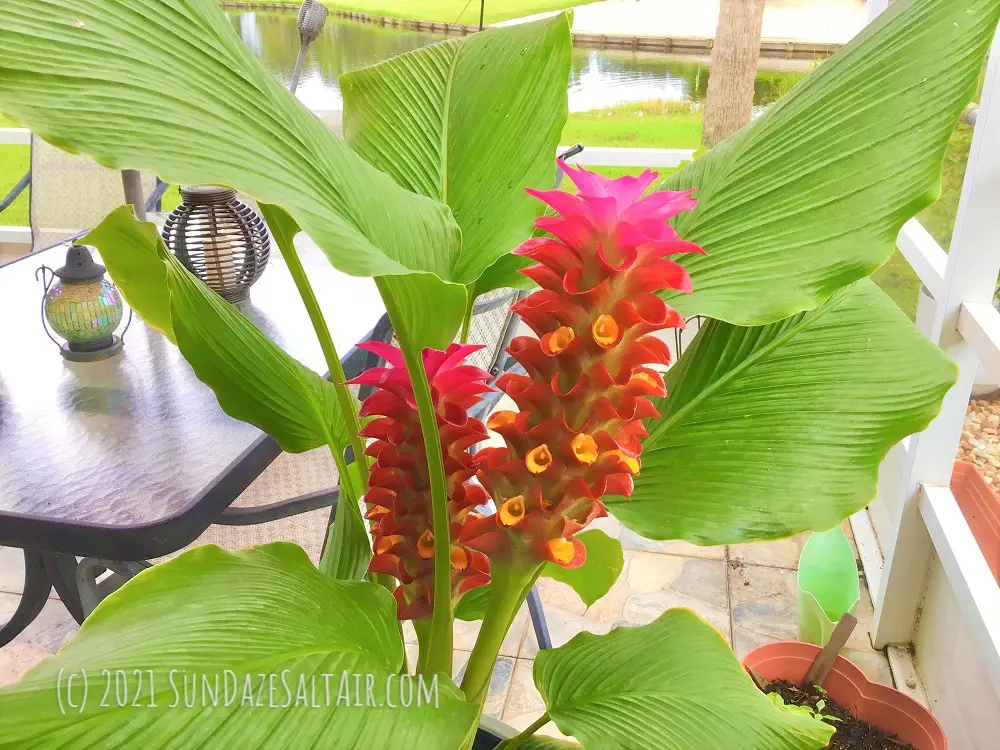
[{"xmin": 0, "ymin": 516, "xmax": 890, "ymax": 739}]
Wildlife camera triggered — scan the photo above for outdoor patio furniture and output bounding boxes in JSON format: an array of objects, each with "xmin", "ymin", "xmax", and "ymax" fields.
[
  {"xmin": 0, "ymin": 237, "xmax": 384, "ymax": 644},
  {"xmin": 28, "ymin": 137, "xmax": 164, "ymax": 253}
]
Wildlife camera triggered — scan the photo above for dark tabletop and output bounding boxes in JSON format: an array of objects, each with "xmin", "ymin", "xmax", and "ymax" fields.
[{"xmin": 0, "ymin": 239, "xmax": 382, "ymax": 559}]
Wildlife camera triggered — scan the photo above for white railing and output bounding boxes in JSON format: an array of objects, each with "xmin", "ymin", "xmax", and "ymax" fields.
[
  {"xmin": 865, "ymin": 0, "xmax": 1000, "ymax": 706},
  {"xmin": 0, "ymin": 128, "xmax": 29, "ymax": 145}
]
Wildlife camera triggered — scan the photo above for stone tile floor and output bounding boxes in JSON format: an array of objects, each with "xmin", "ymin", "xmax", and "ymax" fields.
[{"xmin": 0, "ymin": 517, "xmax": 891, "ymax": 740}]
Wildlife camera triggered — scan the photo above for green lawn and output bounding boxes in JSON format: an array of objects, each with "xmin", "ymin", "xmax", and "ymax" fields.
[
  {"xmin": 0, "ymin": 111, "xmax": 28, "ymax": 227},
  {"xmin": 563, "ymin": 100, "xmax": 702, "ymax": 150},
  {"xmin": 870, "ymin": 122, "xmax": 972, "ymax": 320},
  {"xmin": 242, "ymin": 0, "xmax": 597, "ymax": 25}
]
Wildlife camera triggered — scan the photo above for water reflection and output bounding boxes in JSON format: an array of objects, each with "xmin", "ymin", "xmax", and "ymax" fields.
[{"xmin": 229, "ymin": 11, "xmax": 807, "ymax": 113}]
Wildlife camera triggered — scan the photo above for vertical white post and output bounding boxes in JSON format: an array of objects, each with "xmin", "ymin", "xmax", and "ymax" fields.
[
  {"xmin": 872, "ymin": 27, "xmax": 1000, "ymax": 647},
  {"xmin": 866, "ymin": 0, "xmax": 890, "ymax": 23}
]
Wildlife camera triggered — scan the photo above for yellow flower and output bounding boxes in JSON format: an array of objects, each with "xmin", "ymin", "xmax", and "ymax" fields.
[
  {"xmin": 548, "ymin": 537, "xmax": 576, "ymax": 565},
  {"xmin": 592, "ymin": 314, "xmax": 620, "ymax": 348},
  {"xmin": 487, "ymin": 410, "xmax": 517, "ymax": 430},
  {"xmin": 570, "ymin": 433, "xmax": 599, "ymax": 465},
  {"xmin": 526, "ymin": 444, "xmax": 553, "ymax": 474},
  {"xmin": 606, "ymin": 449, "xmax": 640, "ymax": 474},
  {"xmin": 545, "ymin": 325, "xmax": 576, "ymax": 354},
  {"xmin": 499, "ymin": 495, "xmax": 527, "ymax": 527},
  {"xmin": 416, "ymin": 530, "xmax": 435, "ymax": 559}
]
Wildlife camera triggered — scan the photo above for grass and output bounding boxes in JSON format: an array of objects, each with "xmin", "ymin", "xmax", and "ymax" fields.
[
  {"xmin": 0, "ymin": 111, "xmax": 28, "ymax": 227},
  {"xmin": 870, "ymin": 122, "xmax": 973, "ymax": 320},
  {"xmin": 240, "ymin": 0, "xmax": 598, "ymax": 25},
  {"xmin": 562, "ymin": 100, "xmax": 702, "ymax": 150}
]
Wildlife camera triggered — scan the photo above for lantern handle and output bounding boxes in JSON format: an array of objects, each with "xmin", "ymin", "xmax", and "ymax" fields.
[
  {"xmin": 34, "ymin": 265, "xmax": 62, "ymax": 348},
  {"xmin": 119, "ymin": 306, "xmax": 134, "ymax": 344}
]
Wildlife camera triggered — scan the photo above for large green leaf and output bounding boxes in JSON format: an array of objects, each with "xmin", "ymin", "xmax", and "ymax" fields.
[
  {"xmin": 609, "ymin": 280, "xmax": 956, "ymax": 544},
  {"xmin": 341, "ymin": 14, "xmax": 572, "ymax": 295},
  {"xmin": 0, "ymin": 544, "xmax": 477, "ymax": 748},
  {"xmin": 661, "ymin": 0, "xmax": 999, "ymax": 324},
  {"xmin": 0, "ymin": 0, "xmax": 467, "ymax": 348},
  {"xmin": 86, "ymin": 208, "xmax": 347, "ymax": 454},
  {"xmin": 533, "ymin": 609, "xmax": 833, "ymax": 749}
]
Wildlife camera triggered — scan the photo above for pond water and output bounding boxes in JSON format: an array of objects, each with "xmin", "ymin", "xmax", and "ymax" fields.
[{"xmin": 229, "ymin": 11, "xmax": 809, "ymax": 114}]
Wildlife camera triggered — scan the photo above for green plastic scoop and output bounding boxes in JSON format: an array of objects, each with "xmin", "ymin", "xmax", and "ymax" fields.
[{"xmin": 797, "ymin": 527, "xmax": 860, "ymax": 647}]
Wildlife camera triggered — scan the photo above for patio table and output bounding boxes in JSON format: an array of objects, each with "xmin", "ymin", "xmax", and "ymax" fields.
[{"xmin": 0, "ymin": 238, "xmax": 384, "ymax": 645}]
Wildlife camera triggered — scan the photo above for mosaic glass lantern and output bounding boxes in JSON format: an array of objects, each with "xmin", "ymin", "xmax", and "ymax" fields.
[
  {"xmin": 38, "ymin": 245, "xmax": 127, "ymax": 362},
  {"xmin": 161, "ymin": 185, "xmax": 270, "ymax": 303}
]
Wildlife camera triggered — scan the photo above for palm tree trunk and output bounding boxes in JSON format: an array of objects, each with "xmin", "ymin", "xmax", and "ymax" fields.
[{"xmin": 701, "ymin": 0, "xmax": 767, "ymax": 149}]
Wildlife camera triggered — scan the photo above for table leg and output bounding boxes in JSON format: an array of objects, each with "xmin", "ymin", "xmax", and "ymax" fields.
[
  {"xmin": 0, "ymin": 549, "xmax": 52, "ymax": 648},
  {"xmin": 75, "ymin": 559, "xmax": 150, "ymax": 618},
  {"xmin": 41, "ymin": 553, "xmax": 85, "ymax": 625}
]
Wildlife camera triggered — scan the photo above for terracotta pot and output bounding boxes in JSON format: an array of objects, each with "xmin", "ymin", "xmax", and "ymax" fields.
[
  {"xmin": 951, "ymin": 461, "xmax": 1000, "ymax": 585},
  {"xmin": 743, "ymin": 641, "xmax": 946, "ymax": 750}
]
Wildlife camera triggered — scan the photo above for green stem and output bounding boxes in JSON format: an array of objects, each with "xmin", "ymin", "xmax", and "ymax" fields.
[
  {"xmin": 495, "ymin": 713, "xmax": 550, "ymax": 750},
  {"xmin": 461, "ymin": 561, "xmax": 542, "ymax": 706},
  {"xmin": 278, "ymin": 239, "xmax": 369, "ymax": 496},
  {"xmin": 318, "ymin": 444, "xmax": 359, "ymax": 575},
  {"xmin": 414, "ymin": 618, "xmax": 432, "ymax": 674},
  {"xmin": 459, "ymin": 299, "xmax": 474, "ymax": 344},
  {"xmin": 375, "ymin": 279, "xmax": 453, "ymax": 676}
]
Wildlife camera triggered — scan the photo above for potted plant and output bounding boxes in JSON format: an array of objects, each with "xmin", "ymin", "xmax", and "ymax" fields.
[
  {"xmin": 0, "ymin": 0, "xmax": 995, "ymax": 747},
  {"xmin": 744, "ymin": 641, "xmax": 947, "ymax": 750}
]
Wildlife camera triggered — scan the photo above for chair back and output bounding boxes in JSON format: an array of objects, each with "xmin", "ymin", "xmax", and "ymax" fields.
[
  {"xmin": 461, "ymin": 288, "xmax": 524, "ymax": 377},
  {"xmin": 29, "ymin": 136, "xmax": 156, "ymax": 251}
]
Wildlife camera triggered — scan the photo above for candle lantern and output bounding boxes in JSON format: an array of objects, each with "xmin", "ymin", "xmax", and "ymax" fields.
[
  {"xmin": 161, "ymin": 185, "xmax": 270, "ymax": 303},
  {"xmin": 37, "ymin": 245, "xmax": 130, "ymax": 362}
]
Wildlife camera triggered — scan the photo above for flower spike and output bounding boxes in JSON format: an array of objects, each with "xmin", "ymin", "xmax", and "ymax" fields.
[
  {"xmin": 464, "ymin": 162, "xmax": 703, "ymax": 570},
  {"xmin": 349, "ymin": 343, "xmax": 492, "ymax": 620}
]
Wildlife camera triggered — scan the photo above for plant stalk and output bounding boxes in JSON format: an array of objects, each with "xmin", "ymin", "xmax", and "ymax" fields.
[
  {"xmin": 375, "ymin": 279, "xmax": 454, "ymax": 676},
  {"xmin": 461, "ymin": 561, "xmax": 542, "ymax": 706},
  {"xmin": 460, "ymin": 300, "xmax": 474, "ymax": 344},
  {"xmin": 278, "ymin": 237, "xmax": 370, "ymax": 497},
  {"xmin": 495, "ymin": 713, "xmax": 550, "ymax": 750}
]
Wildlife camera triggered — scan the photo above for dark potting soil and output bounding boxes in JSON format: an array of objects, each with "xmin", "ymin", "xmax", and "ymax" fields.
[{"xmin": 764, "ymin": 680, "xmax": 917, "ymax": 750}]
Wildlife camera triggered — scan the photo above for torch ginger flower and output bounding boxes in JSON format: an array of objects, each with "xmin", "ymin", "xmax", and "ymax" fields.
[
  {"xmin": 461, "ymin": 161, "xmax": 703, "ymax": 569},
  {"xmin": 348, "ymin": 342, "xmax": 493, "ymax": 620}
]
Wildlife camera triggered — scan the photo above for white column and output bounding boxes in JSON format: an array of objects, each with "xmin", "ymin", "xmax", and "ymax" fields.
[{"xmin": 872, "ymin": 26, "xmax": 1000, "ymax": 646}]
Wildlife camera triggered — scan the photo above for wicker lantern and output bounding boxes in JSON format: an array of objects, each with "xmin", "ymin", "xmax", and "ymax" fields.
[{"xmin": 161, "ymin": 185, "xmax": 270, "ymax": 303}]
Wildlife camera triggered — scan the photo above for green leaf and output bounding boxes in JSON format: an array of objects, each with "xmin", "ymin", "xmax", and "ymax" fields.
[
  {"xmin": 454, "ymin": 584, "xmax": 492, "ymax": 622},
  {"xmin": 534, "ymin": 609, "xmax": 833, "ymax": 750},
  {"xmin": 609, "ymin": 280, "xmax": 956, "ymax": 545},
  {"xmin": 541, "ymin": 529, "xmax": 623, "ymax": 607},
  {"xmin": 0, "ymin": 0, "xmax": 467, "ymax": 347},
  {"xmin": 0, "ymin": 543, "xmax": 478, "ymax": 748},
  {"xmin": 472, "ymin": 253, "xmax": 536, "ymax": 299},
  {"xmin": 520, "ymin": 738, "xmax": 582, "ymax": 750},
  {"xmin": 342, "ymin": 14, "xmax": 572, "ymax": 294},
  {"xmin": 454, "ymin": 531, "xmax": 622, "ymax": 620},
  {"xmin": 82, "ymin": 216, "xmax": 174, "ymax": 342},
  {"xmin": 377, "ymin": 274, "xmax": 469, "ymax": 352},
  {"xmin": 86, "ymin": 207, "xmax": 347, "ymax": 454},
  {"xmin": 661, "ymin": 0, "xmax": 1000, "ymax": 324},
  {"xmin": 320, "ymin": 462, "xmax": 372, "ymax": 581}
]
